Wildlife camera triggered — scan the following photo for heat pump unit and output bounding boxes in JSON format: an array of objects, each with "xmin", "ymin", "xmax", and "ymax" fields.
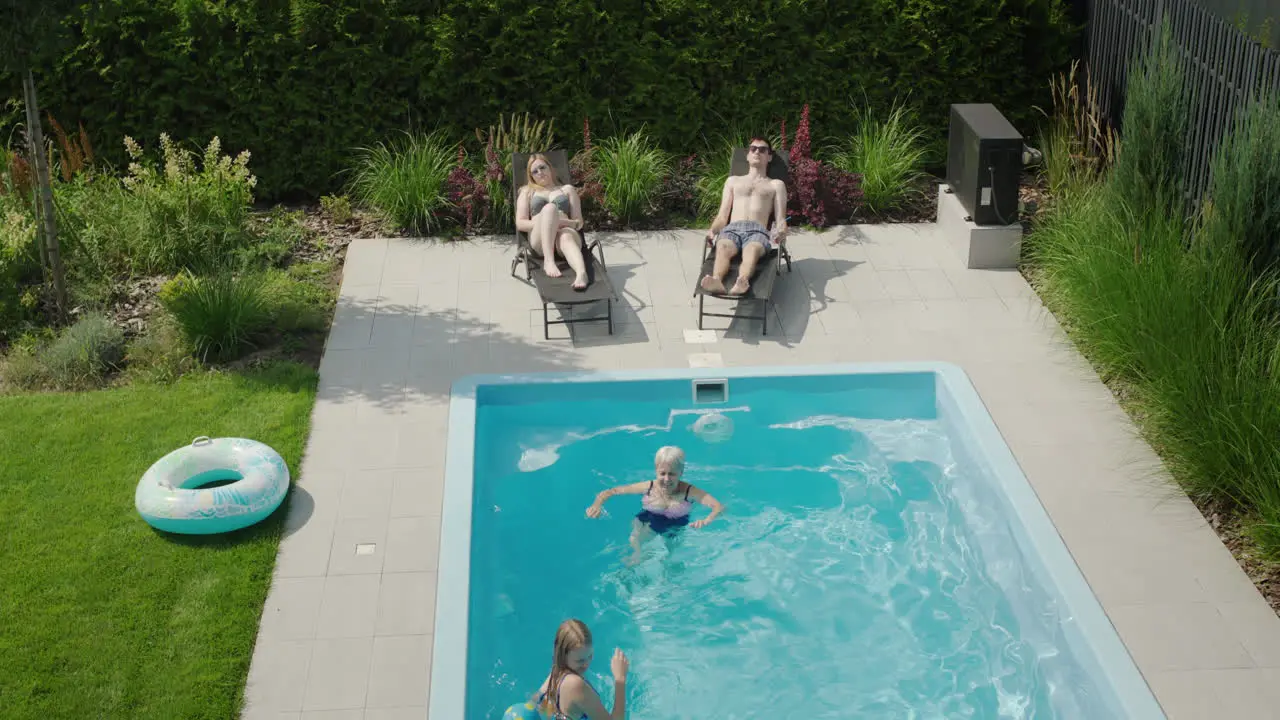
[{"xmin": 946, "ymin": 104, "xmax": 1023, "ymax": 227}]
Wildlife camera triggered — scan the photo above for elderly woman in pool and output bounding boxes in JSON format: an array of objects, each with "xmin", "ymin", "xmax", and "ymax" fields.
[
  {"xmin": 515, "ymin": 153, "xmax": 589, "ymax": 290},
  {"xmin": 586, "ymin": 446, "xmax": 724, "ymax": 556}
]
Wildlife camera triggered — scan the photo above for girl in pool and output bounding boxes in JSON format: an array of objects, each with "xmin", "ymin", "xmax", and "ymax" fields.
[
  {"xmin": 585, "ymin": 446, "xmax": 724, "ymax": 558},
  {"xmin": 534, "ymin": 619, "xmax": 630, "ymax": 720}
]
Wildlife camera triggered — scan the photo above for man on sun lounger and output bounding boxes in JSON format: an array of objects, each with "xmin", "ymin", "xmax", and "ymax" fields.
[{"xmin": 701, "ymin": 137, "xmax": 789, "ymax": 296}]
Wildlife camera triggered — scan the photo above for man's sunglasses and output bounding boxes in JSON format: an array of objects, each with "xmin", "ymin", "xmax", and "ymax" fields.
[{"xmin": 748, "ymin": 145, "xmax": 770, "ymax": 154}]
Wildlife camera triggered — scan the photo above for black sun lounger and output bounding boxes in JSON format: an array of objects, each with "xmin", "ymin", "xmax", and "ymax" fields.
[
  {"xmin": 510, "ymin": 150, "xmax": 615, "ymax": 340},
  {"xmin": 693, "ymin": 148, "xmax": 793, "ymax": 335}
]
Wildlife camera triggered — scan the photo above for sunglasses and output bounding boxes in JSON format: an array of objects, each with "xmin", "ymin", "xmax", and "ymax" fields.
[
  {"xmin": 531, "ymin": 165, "xmax": 549, "ymax": 175},
  {"xmin": 747, "ymin": 145, "xmax": 770, "ymax": 154}
]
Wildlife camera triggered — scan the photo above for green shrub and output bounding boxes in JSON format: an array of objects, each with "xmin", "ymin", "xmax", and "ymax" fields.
[
  {"xmin": 1034, "ymin": 60, "xmax": 1117, "ymax": 203},
  {"xmin": 473, "ymin": 113, "xmax": 558, "ymax": 232},
  {"xmin": 1200, "ymin": 92, "xmax": 1280, "ymax": 280},
  {"xmin": 829, "ymin": 99, "xmax": 930, "ymax": 215},
  {"xmin": 0, "ymin": 0, "xmax": 1074, "ymax": 200},
  {"xmin": 694, "ymin": 130, "xmax": 750, "ymax": 222},
  {"xmin": 42, "ymin": 312, "xmax": 126, "ymax": 388},
  {"xmin": 123, "ymin": 313, "xmax": 198, "ymax": 384},
  {"xmin": 0, "ymin": 194, "xmax": 42, "ymax": 341},
  {"xmin": 348, "ymin": 130, "xmax": 456, "ymax": 234},
  {"xmin": 320, "ymin": 194, "xmax": 352, "ymax": 223},
  {"xmin": 1109, "ymin": 21, "xmax": 1190, "ymax": 217},
  {"xmin": 1026, "ymin": 25, "xmax": 1280, "ymax": 557},
  {"xmin": 264, "ymin": 268, "xmax": 333, "ymax": 334},
  {"xmin": 158, "ymin": 271, "xmax": 273, "ymax": 362},
  {"xmin": 595, "ymin": 131, "xmax": 669, "ymax": 223},
  {"xmin": 1, "ymin": 313, "xmax": 126, "ymax": 391},
  {"xmin": 239, "ymin": 206, "xmax": 310, "ymax": 268},
  {"xmin": 56, "ymin": 134, "xmax": 257, "ymax": 279}
]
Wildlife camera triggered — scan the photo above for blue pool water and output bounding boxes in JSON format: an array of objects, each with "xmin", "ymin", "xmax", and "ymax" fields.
[{"xmin": 443, "ymin": 369, "xmax": 1162, "ymax": 720}]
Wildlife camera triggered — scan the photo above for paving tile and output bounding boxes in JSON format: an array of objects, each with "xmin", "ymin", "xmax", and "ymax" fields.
[
  {"xmin": 303, "ymin": 637, "xmax": 374, "ymax": 711},
  {"xmin": 1215, "ymin": 599, "xmax": 1280, "ymax": 667},
  {"xmin": 315, "ymin": 574, "xmax": 382, "ymax": 639},
  {"xmin": 384, "ymin": 516, "xmax": 442, "ymax": 573},
  {"xmin": 275, "ymin": 517, "xmax": 336, "ymax": 579},
  {"xmin": 299, "ymin": 710, "xmax": 363, "ymax": 720},
  {"xmin": 243, "ymin": 639, "xmax": 313, "ymax": 713},
  {"xmin": 258, "ymin": 577, "xmax": 325, "ymax": 641},
  {"xmin": 366, "ymin": 634, "xmax": 433, "ymax": 708},
  {"xmin": 1109, "ymin": 602, "xmax": 1254, "ymax": 672},
  {"xmin": 328, "ymin": 516, "xmax": 389, "ymax": 575},
  {"xmin": 362, "ymin": 708, "xmax": 427, "ymax": 720},
  {"xmin": 389, "ymin": 467, "xmax": 445, "ymax": 518},
  {"xmin": 377, "ymin": 571, "xmax": 438, "ymax": 636}
]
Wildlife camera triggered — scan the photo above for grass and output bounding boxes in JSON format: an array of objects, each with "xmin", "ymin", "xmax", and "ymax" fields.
[
  {"xmin": 1026, "ymin": 19, "xmax": 1280, "ymax": 557},
  {"xmin": 594, "ymin": 130, "xmax": 670, "ymax": 223},
  {"xmin": 828, "ymin": 98, "xmax": 930, "ymax": 214},
  {"xmin": 159, "ymin": 271, "xmax": 275, "ymax": 363},
  {"xmin": 347, "ymin": 130, "xmax": 457, "ymax": 234},
  {"xmin": 0, "ymin": 361, "xmax": 317, "ymax": 719}
]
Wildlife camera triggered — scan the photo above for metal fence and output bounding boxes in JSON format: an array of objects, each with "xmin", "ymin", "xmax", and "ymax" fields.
[{"xmin": 1086, "ymin": 0, "xmax": 1280, "ymax": 203}]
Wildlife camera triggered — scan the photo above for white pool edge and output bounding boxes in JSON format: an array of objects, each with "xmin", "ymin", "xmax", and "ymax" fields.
[{"xmin": 429, "ymin": 362, "xmax": 1166, "ymax": 720}]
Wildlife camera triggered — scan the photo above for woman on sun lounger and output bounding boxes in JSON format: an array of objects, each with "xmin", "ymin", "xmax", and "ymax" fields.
[
  {"xmin": 585, "ymin": 446, "xmax": 724, "ymax": 561},
  {"xmin": 515, "ymin": 154, "xmax": 590, "ymax": 290}
]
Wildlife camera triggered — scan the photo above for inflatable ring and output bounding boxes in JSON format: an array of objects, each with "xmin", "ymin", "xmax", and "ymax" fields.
[
  {"xmin": 692, "ymin": 412, "xmax": 734, "ymax": 444},
  {"xmin": 135, "ymin": 436, "xmax": 291, "ymax": 535},
  {"xmin": 503, "ymin": 701, "xmax": 543, "ymax": 720}
]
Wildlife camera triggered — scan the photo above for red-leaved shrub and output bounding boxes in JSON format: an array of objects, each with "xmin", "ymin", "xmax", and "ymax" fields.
[
  {"xmin": 443, "ymin": 146, "xmax": 488, "ymax": 232},
  {"xmin": 782, "ymin": 105, "xmax": 863, "ymax": 228}
]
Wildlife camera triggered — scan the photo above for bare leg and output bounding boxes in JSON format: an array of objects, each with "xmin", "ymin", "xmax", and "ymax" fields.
[
  {"xmin": 536, "ymin": 205, "xmax": 562, "ymax": 277},
  {"xmin": 627, "ymin": 518, "xmax": 654, "ymax": 566},
  {"xmin": 701, "ymin": 238, "xmax": 737, "ymax": 294},
  {"xmin": 556, "ymin": 229, "xmax": 588, "ymax": 289},
  {"xmin": 729, "ymin": 242, "xmax": 767, "ymax": 295}
]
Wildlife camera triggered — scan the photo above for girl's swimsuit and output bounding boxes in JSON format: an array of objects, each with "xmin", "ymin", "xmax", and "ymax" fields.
[
  {"xmin": 538, "ymin": 674, "xmax": 590, "ymax": 720},
  {"xmin": 636, "ymin": 481, "xmax": 693, "ymax": 534}
]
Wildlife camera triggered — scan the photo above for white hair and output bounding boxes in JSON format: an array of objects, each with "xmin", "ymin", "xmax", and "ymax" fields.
[{"xmin": 654, "ymin": 446, "xmax": 685, "ymax": 473}]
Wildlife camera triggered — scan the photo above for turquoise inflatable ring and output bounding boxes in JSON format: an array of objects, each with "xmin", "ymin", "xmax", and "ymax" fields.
[
  {"xmin": 135, "ymin": 436, "xmax": 290, "ymax": 535},
  {"xmin": 503, "ymin": 701, "xmax": 543, "ymax": 720}
]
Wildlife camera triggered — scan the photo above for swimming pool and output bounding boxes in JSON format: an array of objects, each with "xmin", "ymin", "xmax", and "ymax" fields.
[{"xmin": 431, "ymin": 363, "xmax": 1166, "ymax": 719}]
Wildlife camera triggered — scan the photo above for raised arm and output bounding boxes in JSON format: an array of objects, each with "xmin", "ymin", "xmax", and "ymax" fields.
[
  {"xmin": 586, "ymin": 481, "xmax": 650, "ymax": 518},
  {"xmin": 564, "ymin": 650, "xmax": 628, "ymax": 720},
  {"xmin": 707, "ymin": 177, "xmax": 735, "ymax": 239},
  {"xmin": 771, "ymin": 178, "xmax": 788, "ymax": 241},
  {"xmin": 686, "ymin": 484, "xmax": 724, "ymax": 529},
  {"xmin": 515, "ymin": 186, "xmax": 535, "ymax": 233}
]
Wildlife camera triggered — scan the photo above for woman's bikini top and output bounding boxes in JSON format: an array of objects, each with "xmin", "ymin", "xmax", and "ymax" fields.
[
  {"xmin": 538, "ymin": 674, "xmax": 589, "ymax": 720},
  {"xmin": 529, "ymin": 190, "xmax": 571, "ymax": 216},
  {"xmin": 641, "ymin": 481, "xmax": 693, "ymax": 519}
]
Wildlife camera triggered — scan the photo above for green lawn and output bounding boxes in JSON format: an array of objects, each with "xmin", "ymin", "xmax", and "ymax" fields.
[{"xmin": 0, "ymin": 362, "xmax": 317, "ymax": 719}]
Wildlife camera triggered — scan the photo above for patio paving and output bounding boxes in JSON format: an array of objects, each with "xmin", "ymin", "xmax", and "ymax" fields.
[{"xmin": 240, "ymin": 223, "xmax": 1280, "ymax": 719}]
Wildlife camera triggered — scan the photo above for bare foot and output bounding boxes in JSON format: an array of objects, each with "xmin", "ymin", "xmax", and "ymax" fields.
[
  {"xmin": 728, "ymin": 276, "xmax": 750, "ymax": 295},
  {"xmin": 543, "ymin": 260, "xmax": 562, "ymax": 278},
  {"xmin": 700, "ymin": 275, "xmax": 727, "ymax": 294},
  {"xmin": 572, "ymin": 273, "xmax": 587, "ymax": 290}
]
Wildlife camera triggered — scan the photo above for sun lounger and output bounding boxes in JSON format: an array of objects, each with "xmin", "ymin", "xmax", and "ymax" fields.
[
  {"xmin": 510, "ymin": 150, "xmax": 615, "ymax": 340},
  {"xmin": 693, "ymin": 149, "xmax": 793, "ymax": 335}
]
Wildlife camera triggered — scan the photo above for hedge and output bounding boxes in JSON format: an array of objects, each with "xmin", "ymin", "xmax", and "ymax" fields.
[{"xmin": 1, "ymin": 0, "xmax": 1076, "ymax": 201}]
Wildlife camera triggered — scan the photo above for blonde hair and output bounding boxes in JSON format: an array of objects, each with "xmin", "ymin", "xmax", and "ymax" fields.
[
  {"xmin": 655, "ymin": 446, "xmax": 685, "ymax": 474},
  {"xmin": 542, "ymin": 619, "xmax": 592, "ymax": 716},
  {"xmin": 523, "ymin": 153, "xmax": 560, "ymax": 196}
]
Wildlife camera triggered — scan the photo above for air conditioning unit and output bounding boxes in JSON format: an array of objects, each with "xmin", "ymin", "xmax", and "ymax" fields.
[{"xmin": 946, "ymin": 104, "xmax": 1023, "ymax": 227}]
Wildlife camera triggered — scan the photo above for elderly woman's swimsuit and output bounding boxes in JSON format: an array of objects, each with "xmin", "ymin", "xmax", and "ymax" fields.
[{"xmin": 636, "ymin": 481, "xmax": 693, "ymax": 534}]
